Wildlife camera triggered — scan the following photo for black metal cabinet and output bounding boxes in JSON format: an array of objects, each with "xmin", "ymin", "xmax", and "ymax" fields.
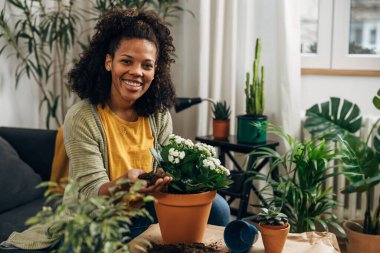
[{"xmin": 195, "ymin": 135, "xmax": 279, "ymax": 219}]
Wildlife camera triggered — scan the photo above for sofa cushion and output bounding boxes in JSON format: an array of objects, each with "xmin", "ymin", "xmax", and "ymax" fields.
[
  {"xmin": 0, "ymin": 137, "xmax": 44, "ymax": 213},
  {"xmin": 0, "ymin": 198, "xmax": 50, "ymax": 253}
]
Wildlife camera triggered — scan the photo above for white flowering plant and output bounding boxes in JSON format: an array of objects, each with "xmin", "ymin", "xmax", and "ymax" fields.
[{"xmin": 151, "ymin": 134, "xmax": 233, "ymax": 194}]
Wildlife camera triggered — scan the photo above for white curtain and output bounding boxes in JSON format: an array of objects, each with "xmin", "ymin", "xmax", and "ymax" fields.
[{"xmin": 171, "ymin": 0, "xmax": 301, "ymax": 142}]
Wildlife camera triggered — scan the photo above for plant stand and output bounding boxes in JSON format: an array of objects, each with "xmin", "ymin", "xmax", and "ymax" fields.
[{"xmin": 195, "ymin": 135, "xmax": 279, "ymax": 219}]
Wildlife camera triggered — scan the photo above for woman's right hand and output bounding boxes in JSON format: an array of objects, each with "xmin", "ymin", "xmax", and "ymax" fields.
[{"xmin": 127, "ymin": 168, "xmax": 172, "ymax": 193}]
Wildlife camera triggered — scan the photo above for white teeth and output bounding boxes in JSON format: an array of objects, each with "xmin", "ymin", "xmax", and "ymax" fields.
[{"xmin": 123, "ymin": 80, "xmax": 141, "ymax": 87}]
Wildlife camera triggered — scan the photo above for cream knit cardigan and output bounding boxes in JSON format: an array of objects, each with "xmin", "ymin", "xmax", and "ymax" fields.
[{"xmin": 1, "ymin": 100, "xmax": 172, "ymax": 250}]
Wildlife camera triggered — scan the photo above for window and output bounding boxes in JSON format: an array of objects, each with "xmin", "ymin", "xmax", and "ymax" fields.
[{"xmin": 301, "ymin": 0, "xmax": 380, "ymax": 71}]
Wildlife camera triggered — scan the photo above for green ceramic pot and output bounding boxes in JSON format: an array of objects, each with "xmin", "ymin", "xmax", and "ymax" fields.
[{"xmin": 237, "ymin": 115, "xmax": 267, "ymax": 144}]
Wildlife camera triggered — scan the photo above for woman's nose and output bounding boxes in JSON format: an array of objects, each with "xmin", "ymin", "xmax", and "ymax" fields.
[{"xmin": 129, "ymin": 64, "xmax": 143, "ymax": 77}]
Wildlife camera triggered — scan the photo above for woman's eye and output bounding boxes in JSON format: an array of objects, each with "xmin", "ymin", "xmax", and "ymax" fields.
[
  {"xmin": 144, "ymin": 64, "xmax": 154, "ymax": 69},
  {"xmin": 122, "ymin": 59, "xmax": 132, "ymax": 64}
]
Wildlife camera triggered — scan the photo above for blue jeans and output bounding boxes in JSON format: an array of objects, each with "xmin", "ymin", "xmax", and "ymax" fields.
[{"xmin": 129, "ymin": 193, "xmax": 230, "ymax": 239}]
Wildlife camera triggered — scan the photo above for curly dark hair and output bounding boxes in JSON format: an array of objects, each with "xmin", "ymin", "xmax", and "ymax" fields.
[{"xmin": 68, "ymin": 8, "xmax": 176, "ymax": 116}]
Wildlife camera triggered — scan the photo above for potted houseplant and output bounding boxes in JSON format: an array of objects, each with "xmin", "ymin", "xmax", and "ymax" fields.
[
  {"xmin": 304, "ymin": 90, "xmax": 380, "ymax": 253},
  {"xmin": 149, "ymin": 134, "xmax": 233, "ymax": 244},
  {"xmin": 25, "ymin": 179, "xmax": 154, "ymax": 253},
  {"xmin": 237, "ymin": 38, "xmax": 267, "ymax": 144},
  {"xmin": 247, "ymin": 124, "xmax": 345, "ymax": 235},
  {"xmin": 211, "ymin": 100, "xmax": 231, "ymax": 140},
  {"xmin": 250, "ymin": 206, "xmax": 289, "ymax": 253}
]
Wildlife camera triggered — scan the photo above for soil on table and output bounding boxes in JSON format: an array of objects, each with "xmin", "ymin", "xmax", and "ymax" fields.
[
  {"xmin": 147, "ymin": 242, "xmax": 222, "ymax": 253},
  {"xmin": 138, "ymin": 168, "xmax": 167, "ymax": 186}
]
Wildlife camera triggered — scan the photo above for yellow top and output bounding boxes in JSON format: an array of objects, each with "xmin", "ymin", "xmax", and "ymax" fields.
[{"xmin": 97, "ymin": 104, "xmax": 154, "ymax": 180}]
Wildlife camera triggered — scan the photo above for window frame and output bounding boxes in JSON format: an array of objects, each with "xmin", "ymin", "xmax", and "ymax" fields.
[
  {"xmin": 301, "ymin": 0, "xmax": 380, "ymax": 71},
  {"xmin": 301, "ymin": 0, "xmax": 333, "ymax": 69}
]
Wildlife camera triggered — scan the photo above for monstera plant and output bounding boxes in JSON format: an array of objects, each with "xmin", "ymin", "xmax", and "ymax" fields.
[{"xmin": 304, "ymin": 91, "xmax": 380, "ymax": 236}]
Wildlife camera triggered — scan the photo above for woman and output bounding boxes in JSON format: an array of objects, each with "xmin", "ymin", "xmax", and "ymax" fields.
[
  {"xmin": 66, "ymin": 7, "xmax": 230, "ymax": 233},
  {"xmin": 2, "ymin": 8, "xmax": 230, "ymax": 250}
]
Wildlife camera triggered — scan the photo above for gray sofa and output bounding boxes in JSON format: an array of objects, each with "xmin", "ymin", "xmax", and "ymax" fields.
[{"xmin": 0, "ymin": 127, "xmax": 57, "ymax": 252}]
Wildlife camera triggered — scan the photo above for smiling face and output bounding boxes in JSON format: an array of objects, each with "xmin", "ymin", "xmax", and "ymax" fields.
[{"xmin": 105, "ymin": 38, "xmax": 157, "ymax": 110}]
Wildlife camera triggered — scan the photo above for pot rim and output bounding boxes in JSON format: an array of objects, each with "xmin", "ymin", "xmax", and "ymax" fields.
[
  {"xmin": 152, "ymin": 190, "xmax": 217, "ymax": 206},
  {"xmin": 237, "ymin": 114, "xmax": 268, "ymax": 120},
  {"xmin": 259, "ymin": 222, "xmax": 290, "ymax": 230},
  {"xmin": 343, "ymin": 220, "xmax": 380, "ymax": 237}
]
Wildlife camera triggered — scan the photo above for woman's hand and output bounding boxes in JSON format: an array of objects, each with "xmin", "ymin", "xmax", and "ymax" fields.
[{"xmin": 127, "ymin": 168, "xmax": 172, "ymax": 193}]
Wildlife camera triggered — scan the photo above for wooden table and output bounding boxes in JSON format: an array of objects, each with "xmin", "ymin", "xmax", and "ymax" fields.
[{"xmin": 130, "ymin": 224, "xmax": 341, "ymax": 253}]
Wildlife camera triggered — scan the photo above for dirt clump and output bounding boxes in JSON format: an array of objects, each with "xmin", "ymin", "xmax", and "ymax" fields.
[
  {"xmin": 147, "ymin": 242, "xmax": 221, "ymax": 253},
  {"xmin": 138, "ymin": 168, "xmax": 167, "ymax": 186}
]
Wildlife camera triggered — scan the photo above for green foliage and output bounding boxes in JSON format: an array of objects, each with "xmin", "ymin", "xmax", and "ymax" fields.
[
  {"xmin": 211, "ymin": 100, "xmax": 230, "ymax": 120},
  {"xmin": 0, "ymin": 0, "xmax": 79, "ymax": 128},
  {"xmin": 304, "ymin": 91, "xmax": 380, "ymax": 235},
  {"xmin": 151, "ymin": 134, "xmax": 233, "ymax": 194},
  {"xmin": 250, "ymin": 206, "xmax": 288, "ymax": 226},
  {"xmin": 27, "ymin": 180, "xmax": 154, "ymax": 253},
  {"xmin": 247, "ymin": 125, "xmax": 344, "ymax": 235},
  {"xmin": 0, "ymin": 0, "xmax": 191, "ymax": 129},
  {"xmin": 305, "ymin": 97, "xmax": 362, "ymax": 138},
  {"xmin": 245, "ymin": 38, "xmax": 265, "ymax": 115}
]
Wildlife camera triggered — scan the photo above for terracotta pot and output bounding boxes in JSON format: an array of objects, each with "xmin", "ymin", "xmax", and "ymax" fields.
[
  {"xmin": 213, "ymin": 119, "xmax": 230, "ymax": 140},
  {"xmin": 259, "ymin": 223, "xmax": 290, "ymax": 253},
  {"xmin": 153, "ymin": 190, "xmax": 217, "ymax": 244},
  {"xmin": 343, "ymin": 220, "xmax": 380, "ymax": 253}
]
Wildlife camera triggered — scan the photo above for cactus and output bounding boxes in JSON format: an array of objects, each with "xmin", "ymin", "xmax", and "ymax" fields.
[
  {"xmin": 211, "ymin": 100, "xmax": 231, "ymax": 120},
  {"xmin": 245, "ymin": 38, "xmax": 265, "ymax": 115}
]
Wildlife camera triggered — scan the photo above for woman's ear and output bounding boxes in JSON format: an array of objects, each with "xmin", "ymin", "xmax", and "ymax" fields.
[{"xmin": 105, "ymin": 54, "xmax": 112, "ymax": 71}]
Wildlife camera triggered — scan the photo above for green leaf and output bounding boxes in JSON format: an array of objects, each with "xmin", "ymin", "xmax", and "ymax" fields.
[
  {"xmin": 373, "ymin": 89, "xmax": 380, "ymax": 110},
  {"xmin": 305, "ymin": 97, "xmax": 362, "ymax": 137},
  {"xmin": 342, "ymin": 134, "xmax": 378, "ymax": 180},
  {"xmin": 374, "ymin": 124, "xmax": 380, "ymax": 162}
]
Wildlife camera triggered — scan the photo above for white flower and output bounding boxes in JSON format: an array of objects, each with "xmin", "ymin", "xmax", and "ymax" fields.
[
  {"xmin": 202, "ymin": 158, "xmax": 216, "ymax": 170},
  {"xmin": 202, "ymin": 157, "xmax": 229, "ymax": 176},
  {"xmin": 218, "ymin": 165, "xmax": 230, "ymax": 176},
  {"xmin": 167, "ymin": 147, "xmax": 186, "ymax": 164},
  {"xmin": 184, "ymin": 139, "xmax": 194, "ymax": 148},
  {"xmin": 195, "ymin": 143, "xmax": 216, "ymax": 157},
  {"xmin": 169, "ymin": 134, "xmax": 195, "ymax": 149}
]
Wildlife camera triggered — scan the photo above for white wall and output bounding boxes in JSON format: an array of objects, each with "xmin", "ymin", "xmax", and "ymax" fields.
[{"xmin": 301, "ymin": 75, "xmax": 380, "ymax": 117}]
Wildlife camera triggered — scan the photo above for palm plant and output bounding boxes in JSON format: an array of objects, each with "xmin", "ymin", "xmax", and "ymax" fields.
[
  {"xmin": 304, "ymin": 92, "xmax": 380, "ymax": 235},
  {"xmin": 247, "ymin": 125, "xmax": 344, "ymax": 234},
  {"xmin": 211, "ymin": 100, "xmax": 230, "ymax": 120}
]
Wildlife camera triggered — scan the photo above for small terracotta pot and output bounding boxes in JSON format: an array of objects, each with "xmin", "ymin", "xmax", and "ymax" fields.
[
  {"xmin": 259, "ymin": 223, "xmax": 290, "ymax": 253},
  {"xmin": 153, "ymin": 190, "xmax": 216, "ymax": 244},
  {"xmin": 343, "ymin": 220, "xmax": 380, "ymax": 253},
  {"xmin": 213, "ymin": 119, "xmax": 230, "ymax": 139}
]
